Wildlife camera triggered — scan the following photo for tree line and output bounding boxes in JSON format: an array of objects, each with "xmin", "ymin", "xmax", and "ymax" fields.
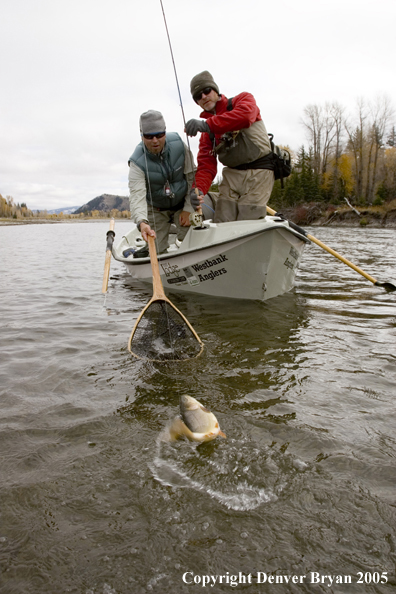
[
  {"xmin": 271, "ymin": 95, "xmax": 396, "ymax": 208},
  {"xmin": 0, "ymin": 195, "xmax": 130, "ymax": 220},
  {"xmin": 0, "ymin": 195, "xmax": 34, "ymax": 218}
]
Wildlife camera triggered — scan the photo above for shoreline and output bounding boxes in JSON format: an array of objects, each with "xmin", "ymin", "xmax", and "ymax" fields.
[
  {"xmin": 0, "ymin": 218, "xmax": 123, "ymax": 226},
  {"xmin": 1, "ymin": 203, "xmax": 396, "ymax": 229}
]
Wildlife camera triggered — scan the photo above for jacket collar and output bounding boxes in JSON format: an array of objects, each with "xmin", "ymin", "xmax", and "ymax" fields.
[{"xmin": 200, "ymin": 94, "xmax": 227, "ymax": 119}]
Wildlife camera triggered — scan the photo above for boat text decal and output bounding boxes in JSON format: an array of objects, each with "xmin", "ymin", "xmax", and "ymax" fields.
[
  {"xmin": 191, "ymin": 255, "xmax": 228, "ymax": 283},
  {"xmin": 161, "ymin": 254, "xmax": 229, "ymax": 286},
  {"xmin": 161, "ymin": 262, "xmax": 187, "ymax": 285},
  {"xmin": 284, "ymin": 246, "xmax": 300, "ymax": 270},
  {"xmin": 183, "ymin": 267, "xmax": 200, "ymax": 286},
  {"xmin": 191, "ymin": 254, "xmax": 228, "ymax": 271}
]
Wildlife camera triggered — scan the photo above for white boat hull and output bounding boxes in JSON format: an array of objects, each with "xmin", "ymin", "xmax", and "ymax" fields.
[{"xmin": 112, "ymin": 218, "xmax": 309, "ymax": 301}]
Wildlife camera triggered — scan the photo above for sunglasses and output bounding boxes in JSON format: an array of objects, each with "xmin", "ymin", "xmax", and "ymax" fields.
[
  {"xmin": 143, "ymin": 132, "xmax": 166, "ymax": 140},
  {"xmin": 193, "ymin": 87, "xmax": 214, "ymax": 102}
]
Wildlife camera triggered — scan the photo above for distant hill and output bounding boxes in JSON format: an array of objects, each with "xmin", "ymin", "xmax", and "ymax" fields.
[
  {"xmin": 46, "ymin": 206, "xmax": 80, "ymax": 215},
  {"xmin": 73, "ymin": 194, "xmax": 129, "ymax": 215}
]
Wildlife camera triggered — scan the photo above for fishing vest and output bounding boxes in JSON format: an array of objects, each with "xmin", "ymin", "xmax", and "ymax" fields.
[
  {"xmin": 211, "ymin": 98, "xmax": 272, "ymax": 168},
  {"xmin": 129, "ymin": 132, "xmax": 188, "ymax": 209}
]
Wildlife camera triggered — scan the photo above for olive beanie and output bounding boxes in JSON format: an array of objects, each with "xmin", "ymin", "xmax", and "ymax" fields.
[{"xmin": 190, "ymin": 71, "xmax": 220, "ymax": 100}]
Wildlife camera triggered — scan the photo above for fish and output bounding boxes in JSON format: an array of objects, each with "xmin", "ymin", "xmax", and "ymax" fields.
[{"xmin": 167, "ymin": 395, "xmax": 226, "ymax": 443}]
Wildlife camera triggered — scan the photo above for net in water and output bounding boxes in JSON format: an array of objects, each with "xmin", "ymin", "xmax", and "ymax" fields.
[{"xmin": 129, "ymin": 300, "xmax": 202, "ymax": 361}]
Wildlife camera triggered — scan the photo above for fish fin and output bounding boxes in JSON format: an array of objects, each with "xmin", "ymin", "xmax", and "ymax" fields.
[
  {"xmin": 168, "ymin": 417, "xmax": 188, "ymax": 441},
  {"xmin": 199, "ymin": 403, "xmax": 210, "ymax": 413},
  {"xmin": 219, "ymin": 430, "xmax": 227, "ymax": 438},
  {"xmin": 199, "ymin": 404, "xmax": 211, "ymax": 413}
]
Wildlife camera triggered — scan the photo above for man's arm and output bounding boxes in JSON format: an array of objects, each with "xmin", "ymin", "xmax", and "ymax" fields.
[
  {"xmin": 128, "ymin": 162, "xmax": 156, "ymax": 240},
  {"xmin": 194, "ymin": 132, "xmax": 218, "ymax": 195},
  {"xmin": 128, "ymin": 162, "xmax": 149, "ymax": 223}
]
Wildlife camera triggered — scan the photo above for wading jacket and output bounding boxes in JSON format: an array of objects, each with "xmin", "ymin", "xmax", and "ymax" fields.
[
  {"xmin": 194, "ymin": 93, "xmax": 272, "ymax": 195},
  {"xmin": 129, "ymin": 133, "xmax": 193, "ymax": 219}
]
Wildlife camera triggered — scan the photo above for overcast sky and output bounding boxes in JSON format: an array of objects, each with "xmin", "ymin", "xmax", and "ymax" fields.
[{"xmin": 1, "ymin": 0, "xmax": 395, "ymax": 210}]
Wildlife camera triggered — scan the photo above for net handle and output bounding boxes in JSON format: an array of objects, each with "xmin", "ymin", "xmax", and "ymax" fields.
[
  {"xmin": 147, "ymin": 235, "xmax": 167, "ymax": 300},
  {"xmin": 146, "ymin": 235, "xmax": 203, "ymax": 347}
]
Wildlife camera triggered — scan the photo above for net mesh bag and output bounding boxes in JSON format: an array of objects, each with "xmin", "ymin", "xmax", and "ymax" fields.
[{"xmin": 129, "ymin": 300, "xmax": 202, "ymax": 361}]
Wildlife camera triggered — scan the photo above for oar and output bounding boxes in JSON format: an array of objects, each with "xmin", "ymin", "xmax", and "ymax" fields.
[
  {"xmin": 128, "ymin": 235, "xmax": 204, "ymax": 361},
  {"xmin": 266, "ymin": 206, "xmax": 396, "ymax": 292},
  {"xmin": 102, "ymin": 218, "xmax": 115, "ymax": 294}
]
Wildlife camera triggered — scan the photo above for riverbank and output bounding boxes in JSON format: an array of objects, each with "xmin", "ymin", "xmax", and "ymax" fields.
[
  {"xmin": 275, "ymin": 200, "xmax": 396, "ymax": 228},
  {"xmin": 1, "ymin": 200, "xmax": 396, "ymax": 228},
  {"xmin": 0, "ymin": 218, "xmax": 114, "ymax": 226}
]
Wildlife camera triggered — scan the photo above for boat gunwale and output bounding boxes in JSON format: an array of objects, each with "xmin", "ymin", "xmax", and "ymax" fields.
[{"xmin": 112, "ymin": 221, "xmax": 310, "ymax": 265}]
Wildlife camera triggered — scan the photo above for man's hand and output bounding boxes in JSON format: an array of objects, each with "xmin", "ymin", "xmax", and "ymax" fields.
[
  {"xmin": 190, "ymin": 188, "xmax": 204, "ymax": 210},
  {"xmin": 179, "ymin": 210, "xmax": 191, "ymax": 227},
  {"xmin": 139, "ymin": 222, "xmax": 156, "ymax": 242},
  {"xmin": 185, "ymin": 119, "xmax": 210, "ymax": 137}
]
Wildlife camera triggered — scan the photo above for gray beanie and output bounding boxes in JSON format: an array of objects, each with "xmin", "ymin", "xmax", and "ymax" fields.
[
  {"xmin": 190, "ymin": 71, "xmax": 219, "ymax": 100},
  {"xmin": 139, "ymin": 110, "xmax": 166, "ymax": 134}
]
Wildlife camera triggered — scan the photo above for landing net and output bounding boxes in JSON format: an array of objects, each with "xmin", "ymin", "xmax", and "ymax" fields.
[{"xmin": 129, "ymin": 300, "xmax": 203, "ymax": 362}]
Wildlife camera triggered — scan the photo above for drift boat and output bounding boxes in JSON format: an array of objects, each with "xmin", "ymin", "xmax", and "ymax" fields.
[{"xmin": 111, "ymin": 216, "xmax": 309, "ymax": 301}]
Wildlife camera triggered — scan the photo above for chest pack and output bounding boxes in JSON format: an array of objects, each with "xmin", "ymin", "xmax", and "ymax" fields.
[{"xmin": 209, "ymin": 98, "xmax": 292, "ymax": 186}]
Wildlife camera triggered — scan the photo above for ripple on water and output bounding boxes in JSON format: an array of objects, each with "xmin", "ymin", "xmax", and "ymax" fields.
[{"xmin": 151, "ymin": 422, "xmax": 313, "ymax": 511}]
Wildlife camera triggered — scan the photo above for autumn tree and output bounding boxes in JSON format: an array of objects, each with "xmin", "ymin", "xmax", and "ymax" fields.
[
  {"xmin": 0, "ymin": 194, "xmax": 33, "ymax": 218},
  {"xmin": 301, "ymin": 102, "xmax": 346, "ymax": 201}
]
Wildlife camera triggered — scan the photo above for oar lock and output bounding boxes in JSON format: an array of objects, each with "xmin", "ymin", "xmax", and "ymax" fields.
[{"xmin": 106, "ymin": 228, "xmax": 115, "ymax": 250}]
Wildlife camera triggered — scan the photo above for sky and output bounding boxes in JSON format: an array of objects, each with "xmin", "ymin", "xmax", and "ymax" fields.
[{"xmin": 1, "ymin": 0, "xmax": 395, "ymax": 211}]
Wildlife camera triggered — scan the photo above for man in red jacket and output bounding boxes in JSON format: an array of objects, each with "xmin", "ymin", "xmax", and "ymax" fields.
[{"xmin": 185, "ymin": 71, "xmax": 274, "ymax": 223}]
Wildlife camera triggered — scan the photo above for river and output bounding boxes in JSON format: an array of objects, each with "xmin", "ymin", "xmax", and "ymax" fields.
[{"xmin": 0, "ymin": 221, "xmax": 395, "ymax": 594}]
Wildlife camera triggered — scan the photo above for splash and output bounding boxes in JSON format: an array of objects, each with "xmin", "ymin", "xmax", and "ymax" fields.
[{"xmin": 148, "ymin": 432, "xmax": 310, "ymax": 511}]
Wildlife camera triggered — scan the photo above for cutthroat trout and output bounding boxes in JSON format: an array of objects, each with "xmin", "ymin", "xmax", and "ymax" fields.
[{"xmin": 168, "ymin": 395, "xmax": 226, "ymax": 443}]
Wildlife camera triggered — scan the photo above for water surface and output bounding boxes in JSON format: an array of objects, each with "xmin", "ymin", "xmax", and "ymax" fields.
[{"xmin": 1, "ymin": 221, "xmax": 395, "ymax": 593}]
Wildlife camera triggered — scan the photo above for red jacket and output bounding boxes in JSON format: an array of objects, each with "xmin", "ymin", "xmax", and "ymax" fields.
[{"xmin": 195, "ymin": 92, "xmax": 263, "ymax": 194}]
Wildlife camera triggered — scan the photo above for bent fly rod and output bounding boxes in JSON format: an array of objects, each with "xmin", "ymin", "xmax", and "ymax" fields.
[{"xmin": 159, "ymin": 0, "xmax": 205, "ymax": 225}]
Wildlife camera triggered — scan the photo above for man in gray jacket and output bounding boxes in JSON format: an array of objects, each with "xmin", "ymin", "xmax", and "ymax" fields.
[{"xmin": 128, "ymin": 110, "xmax": 196, "ymax": 253}]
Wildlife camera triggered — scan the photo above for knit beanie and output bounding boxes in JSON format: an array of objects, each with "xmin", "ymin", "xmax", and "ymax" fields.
[
  {"xmin": 139, "ymin": 110, "xmax": 166, "ymax": 134},
  {"xmin": 190, "ymin": 71, "xmax": 220, "ymax": 100}
]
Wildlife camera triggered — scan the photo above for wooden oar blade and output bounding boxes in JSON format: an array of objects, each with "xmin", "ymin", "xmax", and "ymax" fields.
[
  {"xmin": 375, "ymin": 281, "xmax": 396, "ymax": 292},
  {"xmin": 102, "ymin": 218, "xmax": 115, "ymax": 294},
  {"xmin": 128, "ymin": 299, "xmax": 203, "ymax": 362},
  {"xmin": 265, "ymin": 206, "xmax": 395, "ymax": 293}
]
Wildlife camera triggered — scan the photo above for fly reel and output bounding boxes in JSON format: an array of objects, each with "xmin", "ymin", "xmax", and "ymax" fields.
[{"xmin": 189, "ymin": 211, "xmax": 204, "ymax": 227}]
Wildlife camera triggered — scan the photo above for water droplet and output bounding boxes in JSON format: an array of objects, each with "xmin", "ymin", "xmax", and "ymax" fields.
[{"xmin": 293, "ymin": 459, "xmax": 308, "ymax": 471}]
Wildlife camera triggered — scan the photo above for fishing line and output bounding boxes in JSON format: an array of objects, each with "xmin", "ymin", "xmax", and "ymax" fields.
[
  {"xmin": 157, "ymin": 0, "xmax": 202, "ymax": 384},
  {"xmin": 159, "ymin": 0, "xmax": 197, "ymax": 187},
  {"xmin": 140, "ymin": 117, "xmax": 158, "ymax": 251},
  {"xmin": 160, "ymin": 0, "xmax": 216, "ymax": 220}
]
